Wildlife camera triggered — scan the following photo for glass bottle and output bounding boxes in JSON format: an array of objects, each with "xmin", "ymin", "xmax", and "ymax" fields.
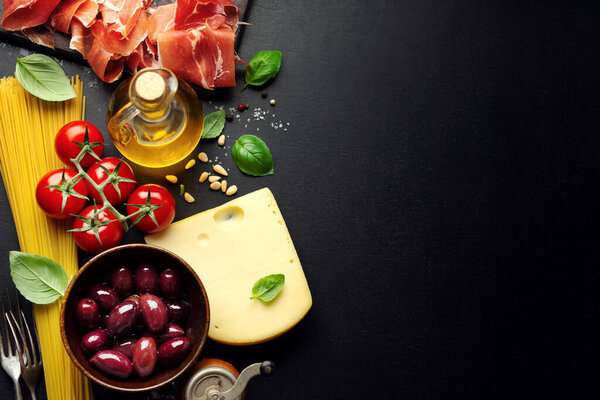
[{"xmin": 106, "ymin": 68, "xmax": 204, "ymax": 168}]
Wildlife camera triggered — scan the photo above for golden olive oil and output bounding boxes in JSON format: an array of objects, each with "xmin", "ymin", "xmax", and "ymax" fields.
[{"xmin": 106, "ymin": 68, "xmax": 203, "ymax": 168}]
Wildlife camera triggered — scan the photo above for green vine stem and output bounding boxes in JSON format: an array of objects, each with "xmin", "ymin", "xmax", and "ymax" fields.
[{"xmin": 69, "ymin": 127, "xmax": 139, "ymax": 231}]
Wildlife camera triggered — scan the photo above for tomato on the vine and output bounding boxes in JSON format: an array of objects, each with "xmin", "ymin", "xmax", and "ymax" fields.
[
  {"xmin": 86, "ymin": 157, "xmax": 136, "ymax": 206},
  {"xmin": 55, "ymin": 121, "xmax": 104, "ymax": 168},
  {"xmin": 35, "ymin": 168, "xmax": 88, "ymax": 219},
  {"xmin": 126, "ymin": 184, "xmax": 176, "ymax": 233},
  {"xmin": 72, "ymin": 205, "xmax": 124, "ymax": 254}
]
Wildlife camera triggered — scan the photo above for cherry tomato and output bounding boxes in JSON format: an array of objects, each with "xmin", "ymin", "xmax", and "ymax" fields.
[
  {"xmin": 72, "ymin": 206, "xmax": 124, "ymax": 254},
  {"xmin": 55, "ymin": 121, "xmax": 104, "ymax": 168},
  {"xmin": 35, "ymin": 169, "xmax": 88, "ymax": 219},
  {"xmin": 126, "ymin": 184, "xmax": 176, "ymax": 233},
  {"xmin": 86, "ymin": 157, "xmax": 136, "ymax": 206}
]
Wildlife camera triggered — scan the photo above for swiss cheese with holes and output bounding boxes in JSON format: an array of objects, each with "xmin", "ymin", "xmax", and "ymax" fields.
[{"xmin": 145, "ymin": 188, "xmax": 312, "ymax": 345}]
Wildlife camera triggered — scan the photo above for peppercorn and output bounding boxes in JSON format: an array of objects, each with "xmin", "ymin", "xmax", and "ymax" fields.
[
  {"xmin": 237, "ymin": 103, "xmax": 245, "ymax": 112},
  {"xmin": 261, "ymin": 90, "xmax": 268, "ymax": 98},
  {"xmin": 226, "ymin": 113, "xmax": 234, "ymax": 122},
  {"xmin": 244, "ymin": 103, "xmax": 250, "ymax": 110}
]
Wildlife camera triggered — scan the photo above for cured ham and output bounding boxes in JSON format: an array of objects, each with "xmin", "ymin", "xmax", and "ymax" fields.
[
  {"xmin": 1, "ymin": 0, "xmax": 240, "ymax": 88},
  {"xmin": 87, "ymin": 37, "xmax": 125, "ymax": 82},
  {"xmin": 2, "ymin": 0, "xmax": 61, "ymax": 30},
  {"xmin": 91, "ymin": 10, "xmax": 148, "ymax": 56}
]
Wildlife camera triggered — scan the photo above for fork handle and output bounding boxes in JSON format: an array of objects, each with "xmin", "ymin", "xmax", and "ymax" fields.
[{"xmin": 12, "ymin": 378, "xmax": 22, "ymax": 400}]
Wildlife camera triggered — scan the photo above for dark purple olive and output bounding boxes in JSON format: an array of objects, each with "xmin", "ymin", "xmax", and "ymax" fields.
[
  {"xmin": 159, "ymin": 269, "xmax": 183, "ymax": 299},
  {"xmin": 112, "ymin": 337, "xmax": 138, "ymax": 359},
  {"xmin": 157, "ymin": 337, "xmax": 191, "ymax": 367},
  {"xmin": 76, "ymin": 298, "xmax": 101, "ymax": 331},
  {"xmin": 90, "ymin": 350, "xmax": 133, "ymax": 379},
  {"xmin": 110, "ymin": 266, "xmax": 134, "ymax": 297},
  {"xmin": 139, "ymin": 294, "xmax": 168, "ymax": 333},
  {"xmin": 135, "ymin": 263, "xmax": 159, "ymax": 294},
  {"xmin": 87, "ymin": 284, "xmax": 119, "ymax": 313},
  {"xmin": 106, "ymin": 300, "xmax": 140, "ymax": 337},
  {"xmin": 124, "ymin": 295, "xmax": 140, "ymax": 306},
  {"xmin": 133, "ymin": 337, "xmax": 157, "ymax": 378},
  {"xmin": 144, "ymin": 323, "xmax": 185, "ymax": 345},
  {"xmin": 165, "ymin": 300, "xmax": 190, "ymax": 324},
  {"xmin": 81, "ymin": 329, "xmax": 110, "ymax": 354}
]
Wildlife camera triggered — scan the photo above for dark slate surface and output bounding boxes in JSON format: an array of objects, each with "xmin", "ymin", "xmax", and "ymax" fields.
[{"xmin": 2, "ymin": 0, "xmax": 600, "ymax": 399}]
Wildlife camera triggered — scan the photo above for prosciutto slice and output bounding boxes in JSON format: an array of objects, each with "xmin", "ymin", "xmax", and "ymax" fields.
[
  {"xmin": 1, "ymin": 0, "xmax": 60, "ymax": 31},
  {"xmin": 91, "ymin": 9, "xmax": 148, "ymax": 56},
  {"xmin": 2, "ymin": 0, "xmax": 240, "ymax": 87},
  {"xmin": 87, "ymin": 38, "xmax": 125, "ymax": 82},
  {"xmin": 158, "ymin": 23, "xmax": 235, "ymax": 89}
]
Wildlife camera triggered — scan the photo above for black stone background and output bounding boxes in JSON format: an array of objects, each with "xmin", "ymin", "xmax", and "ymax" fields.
[{"xmin": 2, "ymin": 1, "xmax": 600, "ymax": 399}]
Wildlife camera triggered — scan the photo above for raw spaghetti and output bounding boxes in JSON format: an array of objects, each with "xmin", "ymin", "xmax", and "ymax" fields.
[{"xmin": 0, "ymin": 77, "xmax": 93, "ymax": 400}]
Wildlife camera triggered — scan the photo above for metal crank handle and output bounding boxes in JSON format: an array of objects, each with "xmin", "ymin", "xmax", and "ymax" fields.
[{"xmin": 209, "ymin": 361, "xmax": 275, "ymax": 400}]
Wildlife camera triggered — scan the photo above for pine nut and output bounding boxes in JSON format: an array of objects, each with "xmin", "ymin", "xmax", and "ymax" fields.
[
  {"xmin": 185, "ymin": 159, "xmax": 196, "ymax": 170},
  {"xmin": 226, "ymin": 185, "xmax": 237, "ymax": 196},
  {"xmin": 217, "ymin": 135, "xmax": 225, "ymax": 146},
  {"xmin": 210, "ymin": 181, "xmax": 221, "ymax": 190},
  {"xmin": 184, "ymin": 192, "xmax": 195, "ymax": 203},
  {"xmin": 199, "ymin": 172, "xmax": 209, "ymax": 183},
  {"xmin": 213, "ymin": 164, "xmax": 228, "ymax": 176},
  {"xmin": 198, "ymin": 152, "xmax": 208, "ymax": 162},
  {"xmin": 208, "ymin": 175, "xmax": 221, "ymax": 183},
  {"xmin": 165, "ymin": 175, "xmax": 177, "ymax": 184},
  {"xmin": 221, "ymin": 180, "xmax": 227, "ymax": 192}
]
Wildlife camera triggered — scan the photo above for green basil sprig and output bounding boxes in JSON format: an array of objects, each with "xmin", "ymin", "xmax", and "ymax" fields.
[
  {"xmin": 202, "ymin": 109, "xmax": 226, "ymax": 140},
  {"xmin": 243, "ymin": 51, "xmax": 282, "ymax": 90},
  {"xmin": 251, "ymin": 274, "xmax": 285, "ymax": 302},
  {"xmin": 9, "ymin": 251, "xmax": 69, "ymax": 305},
  {"xmin": 15, "ymin": 54, "xmax": 76, "ymax": 101},
  {"xmin": 231, "ymin": 135, "xmax": 274, "ymax": 176}
]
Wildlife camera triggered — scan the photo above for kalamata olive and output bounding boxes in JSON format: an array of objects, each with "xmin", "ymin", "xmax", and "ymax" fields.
[
  {"xmin": 81, "ymin": 329, "xmax": 110, "ymax": 354},
  {"xmin": 139, "ymin": 294, "xmax": 168, "ymax": 333},
  {"xmin": 76, "ymin": 298, "xmax": 101, "ymax": 331},
  {"xmin": 159, "ymin": 269, "xmax": 183, "ymax": 299},
  {"xmin": 106, "ymin": 300, "xmax": 140, "ymax": 337},
  {"xmin": 124, "ymin": 295, "xmax": 140, "ymax": 306},
  {"xmin": 165, "ymin": 300, "xmax": 190, "ymax": 324},
  {"xmin": 144, "ymin": 323, "xmax": 185, "ymax": 345},
  {"xmin": 157, "ymin": 337, "xmax": 191, "ymax": 367},
  {"xmin": 112, "ymin": 337, "xmax": 138, "ymax": 359},
  {"xmin": 90, "ymin": 350, "xmax": 133, "ymax": 379},
  {"xmin": 133, "ymin": 337, "xmax": 157, "ymax": 378},
  {"xmin": 110, "ymin": 266, "xmax": 134, "ymax": 297},
  {"xmin": 135, "ymin": 264, "xmax": 159, "ymax": 294},
  {"xmin": 88, "ymin": 284, "xmax": 119, "ymax": 312}
]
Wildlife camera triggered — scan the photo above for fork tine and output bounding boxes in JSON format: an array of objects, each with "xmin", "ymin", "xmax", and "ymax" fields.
[
  {"xmin": 20, "ymin": 310, "xmax": 37, "ymax": 365},
  {"xmin": 15, "ymin": 292, "xmax": 35, "ymax": 365},
  {"xmin": 1, "ymin": 293, "xmax": 12, "ymax": 356},
  {"xmin": 9, "ymin": 311, "xmax": 29, "ymax": 367},
  {"xmin": 5, "ymin": 311, "xmax": 22, "ymax": 360}
]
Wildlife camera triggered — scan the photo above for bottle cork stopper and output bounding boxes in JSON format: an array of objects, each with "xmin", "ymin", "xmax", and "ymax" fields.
[{"xmin": 135, "ymin": 71, "xmax": 166, "ymax": 102}]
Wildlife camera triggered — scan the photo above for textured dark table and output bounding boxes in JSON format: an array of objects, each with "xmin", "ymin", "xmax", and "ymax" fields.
[{"xmin": 1, "ymin": 1, "xmax": 599, "ymax": 399}]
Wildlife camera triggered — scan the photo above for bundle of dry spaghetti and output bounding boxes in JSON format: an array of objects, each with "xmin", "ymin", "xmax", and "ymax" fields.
[{"xmin": 0, "ymin": 77, "xmax": 93, "ymax": 400}]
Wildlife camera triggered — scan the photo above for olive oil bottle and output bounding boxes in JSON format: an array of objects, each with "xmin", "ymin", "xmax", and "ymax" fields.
[{"xmin": 106, "ymin": 68, "xmax": 203, "ymax": 168}]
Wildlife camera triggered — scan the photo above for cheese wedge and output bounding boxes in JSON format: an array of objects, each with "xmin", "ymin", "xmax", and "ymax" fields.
[{"xmin": 145, "ymin": 188, "xmax": 312, "ymax": 345}]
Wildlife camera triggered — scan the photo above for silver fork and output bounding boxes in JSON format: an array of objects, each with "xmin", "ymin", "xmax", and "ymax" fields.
[
  {"xmin": 6, "ymin": 296, "xmax": 42, "ymax": 400},
  {"xmin": 0, "ymin": 294, "xmax": 22, "ymax": 400}
]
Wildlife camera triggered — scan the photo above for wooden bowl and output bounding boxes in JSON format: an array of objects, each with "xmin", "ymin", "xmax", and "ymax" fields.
[{"xmin": 60, "ymin": 244, "xmax": 210, "ymax": 392}]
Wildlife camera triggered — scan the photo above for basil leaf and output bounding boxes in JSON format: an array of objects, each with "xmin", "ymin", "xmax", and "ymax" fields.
[
  {"xmin": 231, "ymin": 135, "xmax": 274, "ymax": 176},
  {"xmin": 202, "ymin": 110, "xmax": 226, "ymax": 140},
  {"xmin": 9, "ymin": 251, "xmax": 69, "ymax": 305},
  {"xmin": 15, "ymin": 54, "xmax": 76, "ymax": 101},
  {"xmin": 243, "ymin": 51, "xmax": 282, "ymax": 90},
  {"xmin": 251, "ymin": 274, "xmax": 285, "ymax": 302}
]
